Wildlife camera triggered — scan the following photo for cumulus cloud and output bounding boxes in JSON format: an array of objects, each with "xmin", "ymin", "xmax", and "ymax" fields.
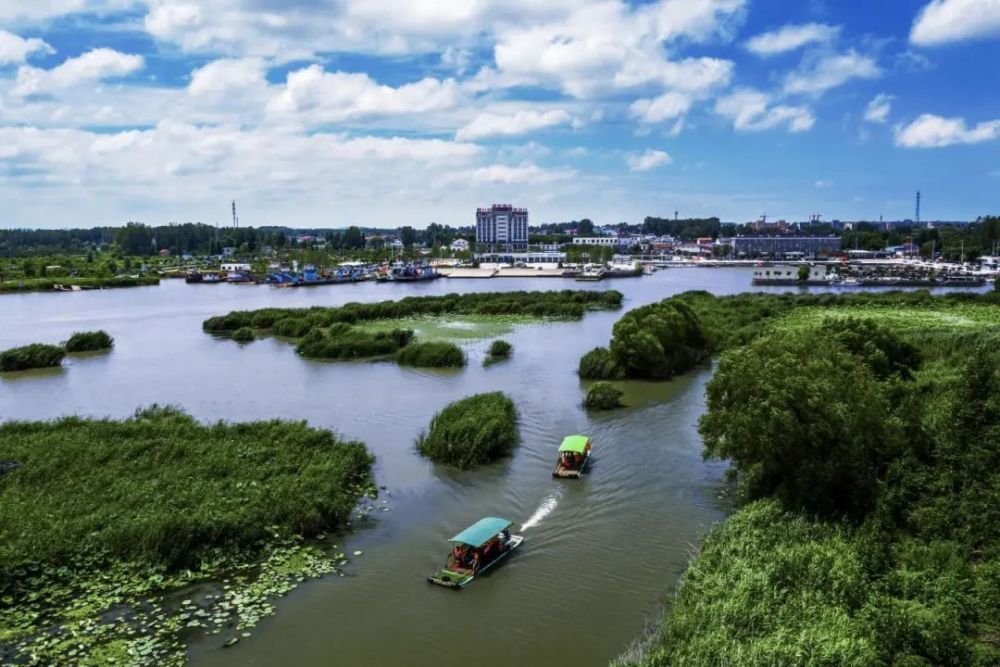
[
  {"xmin": 13, "ymin": 48, "xmax": 143, "ymax": 97},
  {"xmin": 465, "ymin": 163, "xmax": 576, "ymax": 184},
  {"xmin": 630, "ymin": 92, "xmax": 692, "ymax": 124},
  {"xmin": 266, "ymin": 65, "xmax": 460, "ymax": 124},
  {"xmin": 744, "ymin": 23, "xmax": 839, "ymax": 56},
  {"xmin": 626, "ymin": 149, "xmax": 672, "ymax": 172},
  {"xmin": 783, "ymin": 50, "xmax": 880, "ymax": 95},
  {"xmin": 0, "ymin": 29, "xmax": 54, "ymax": 65},
  {"xmin": 715, "ymin": 89, "xmax": 815, "ymax": 132},
  {"xmin": 456, "ymin": 109, "xmax": 572, "ymax": 141},
  {"xmin": 895, "ymin": 114, "xmax": 1000, "ymax": 147},
  {"xmin": 864, "ymin": 93, "xmax": 893, "ymax": 123},
  {"xmin": 910, "ymin": 0, "xmax": 1000, "ymax": 46},
  {"xmin": 188, "ymin": 57, "xmax": 267, "ymax": 98}
]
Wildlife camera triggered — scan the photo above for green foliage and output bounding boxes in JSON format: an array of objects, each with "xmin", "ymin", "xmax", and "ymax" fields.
[
  {"xmin": 395, "ymin": 341, "xmax": 466, "ymax": 368},
  {"xmin": 579, "ymin": 346, "xmax": 622, "ymax": 379},
  {"xmin": 606, "ymin": 297, "xmax": 707, "ymax": 379},
  {"xmin": 584, "ymin": 382, "xmax": 623, "ymax": 410},
  {"xmin": 488, "ymin": 339, "xmax": 512, "ymax": 358},
  {"xmin": 297, "ymin": 326, "xmax": 413, "ymax": 360},
  {"xmin": 231, "ymin": 327, "xmax": 255, "ymax": 343},
  {"xmin": 0, "ymin": 406, "xmax": 373, "ymax": 576},
  {"xmin": 202, "ymin": 289, "xmax": 623, "ymax": 333},
  {"xmin": 63, "ymin": 330, "xmax": 114, "ymax": 353},
  {"xmin": 797, "ymin": 264, "xmax": 810, "ymax": 281},
  {"xmin": 700, "ymin": 327, "xmax": 905, "ymax": 517},
  {"xmin": 415, "ymin": 392, "xmax": 518, "ymax": 469},
  {"xmin": 0, "ymin": 343, "xmax": 66, "ymax": 372}
]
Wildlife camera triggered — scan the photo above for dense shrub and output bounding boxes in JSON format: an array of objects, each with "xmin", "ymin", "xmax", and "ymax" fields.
[
  {"xmin": 273, "ymin": 317, "xmax": 315, "ymax": 338},
  {"xmin": 297, "ymin": 327, "xmax": 413, "ymax": 360},
  {"xmin": 63, "ymin": 330, "xmax": 114, "ymax": 353},
  {"xmin": 578, "ymin": 346, "xmax": 622, "ymax": 379},
  {"xmin": 396, "ymin": 341, "xmax": 466, "ymax": 368},
  {"xmin": 0, "ymin": 406, "xmax": 373, "ymax": 573},
  {"xmin": 0, "ymin": 343, "xmax": 66, "ymax": 372},
  {"xmin": 607, "ymin": 298, "xmax": 708, "ymax": 379},
  {"xmin": 231, "ymin": 327, "xmax": 255, "ymax": 343},
  {"xmin": 415, "ymin": 392, "xmax": 518, "ymax": 469},
  {"xmin": 203, "ymin": 290, "xmax": 623, "ymax": 333},
  {"xmin": 488, "ymin": 339, "xmax": 512, "ymax": 358},
  {"xmin": 584, "ymin": 382, "xmax": 623, "ymax": 410}
]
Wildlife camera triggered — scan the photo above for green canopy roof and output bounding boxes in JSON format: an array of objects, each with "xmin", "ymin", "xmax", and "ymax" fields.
[
  {"xmin": 450, "ymin": 517, "xmax": 512, "ymax": 547},
  {"xmin": 559, "ymin": 435, "xmax": 590, "ymax": 453}
]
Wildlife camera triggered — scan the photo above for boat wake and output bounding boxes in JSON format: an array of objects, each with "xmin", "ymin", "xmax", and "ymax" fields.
[{"xmin": 521, "ymin": 489, "xmax": 561, "ymax": 531}]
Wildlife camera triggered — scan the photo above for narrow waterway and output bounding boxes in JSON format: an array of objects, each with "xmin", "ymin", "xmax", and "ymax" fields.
[{"xmin": 0, "ymin": 270, "xmax": 981, "ymax": 666}]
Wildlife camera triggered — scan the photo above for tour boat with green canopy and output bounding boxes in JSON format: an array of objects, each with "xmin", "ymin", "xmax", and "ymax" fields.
[
  {"xmin": 553, "ymin": 434, "xmax": 593, "ymax": 478},
  {"xmin": 427, "ymin": 517, "xmax": 524, "ymax": 589}
]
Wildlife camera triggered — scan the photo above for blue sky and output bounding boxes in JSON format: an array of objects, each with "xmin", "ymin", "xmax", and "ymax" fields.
[{"xmin": 1, "ymin": 0, "xmax": 998, "ymax": 229}]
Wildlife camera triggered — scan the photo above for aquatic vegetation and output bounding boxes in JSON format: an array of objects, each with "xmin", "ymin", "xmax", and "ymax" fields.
[
  {"xmin": 618, "ymin": 295, "xmax": 1000, "ymax": 667},
  {"xmin": 202, "ymin": 289, "xmax": 623, "ymax": 334},
  {"xmin": 0, "ymin": 275, "xmax": 160, "ymax": 293},
  {"xmin": 578, "ymin": 346, "xmax": 622, "ymax": 379},
  {"xmin": 297, "ymin": 326, "xmax": 414, "ymax": 360},
  {"xmin": 584, "ymin": 382, "xmax": 623, "ymax": 410},
  {"xmin": 0, "ymin": 407, "xmax": 374, "ymax": 664},
  {"xmin": 396, "ymin": 341, "xmax": 466, "ymax": 368},
  {"xmin": 483, "ymin": 339, "xmax": 512, "ymax": 366},
  {"xmin": 0, "ymin": 342, "xmax": 66, "ymax": 371},
  {"xmin": 64, "ymin": 329, "xmax": 114, "ymax": 352},
  {"xmin": 581, "ymin": 297, "xmax": 707, "ymax": 380},
  {"xmin": 231, "ymin": 327, "xmax": 255, "ymax": 343},
  {"xmin": 415, "ymin": 392, "xmax": 519, "ymax": 469}
]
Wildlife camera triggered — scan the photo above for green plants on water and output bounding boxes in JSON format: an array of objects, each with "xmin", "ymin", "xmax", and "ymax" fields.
[
  {"xmin": 0, "ymin": 342, "xmax": 66, "ymax": 372},
  {"xmin": 483, "ymin": 339, "xmax": 512, "ymax": 366},
  {"xmin": 231, "ymin": 327, "xmax": 255, "ymax": 343},
  {"xmin": 396, "ymin": 341, "xmax": 466, "ymax": 368},
  {"xmin": 415, "ymin": 392, "xmax": 518, "ymax": 469},
  {"xmin": 584, "ymin": 382, "xmax": 623, "ymax": 410},
  {"xmin": 63, "ymin": 330, "xmax": 114, "ymax": 353}
]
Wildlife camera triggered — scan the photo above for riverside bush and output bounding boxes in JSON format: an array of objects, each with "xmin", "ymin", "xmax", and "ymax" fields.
[
  {"xmin": 578, "ymin": 347, "xmax": 621, "ymax": 379},
  {"xmin": 63, "ymin": 330, "xmax": 114, "ymax": 353},
  {"xmin": 203, "ymin": 289, "xmax": 623, "ymax": 333},
  {"xmin": 396, "ymin": 341, "xmax": 465, "ymax": 368},
  {"xmin": 584, "ymin": 382, "xmax": 623, "ymax": 410},
  {"xmin": 297, "ymin": 327, "xmax": 413, "ymax": 360},
  {"xmin": 231, "ymin": 327, "xmax": 255, "ymax": 343},
  {"xmin": 0, "ymin": 406, "xmax": 373, "ymax": 574},
  {"xmin": 0, "ymin": 343, "xmax": 66, "ymax": 371},
  {"xmin": 488, "ymin": 339, "xmax": 512, "ymax": 358},
  {"xmin": 415, "ymin": 392, "xmax": 518, "ymax": 469}
]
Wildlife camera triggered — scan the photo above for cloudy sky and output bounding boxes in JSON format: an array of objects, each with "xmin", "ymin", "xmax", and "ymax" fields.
[{"xmin": 1, "ymin": 0, "xmax": 999, "ymax": 229}]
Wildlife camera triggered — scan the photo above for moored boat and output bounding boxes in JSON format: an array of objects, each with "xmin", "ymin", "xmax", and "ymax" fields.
[
  {"xmin": 427, "ymin": 517, "xmax": 523, "ymax": 589},
  {"xmin": 553, "ymin": 434, "xmax": 592, "ymax": 478}
]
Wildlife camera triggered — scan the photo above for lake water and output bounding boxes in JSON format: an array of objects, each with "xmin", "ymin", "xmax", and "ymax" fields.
[{"xmin": 0, "ymin": 269, "xmax": 981, "ymax": 666}]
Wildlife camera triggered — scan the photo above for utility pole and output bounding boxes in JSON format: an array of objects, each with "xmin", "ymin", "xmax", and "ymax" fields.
[{"xmin": 232, "ymin": 201, "xmax": 239, "ymax": 228}]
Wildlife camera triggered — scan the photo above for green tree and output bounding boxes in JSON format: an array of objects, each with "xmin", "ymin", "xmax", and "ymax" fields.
[
  {"xmin": 608, "ymin": 298, "xmax": 706, "ymax": 379},
  {"xmin": 797, "ymin": 264, "xmax": 810, "ymax": 281},
  {"xmin": 114, "ymin": 222, "xmax": 154, "ymax": 256},
  {"xmin": 577, "ymin": 218, "xmax": 595, "ymax": 235},
  {"xmin": 399, "ymin": 226, "xmax": 417, "ymax": 248},
  {"xmin": 700, "ymin": 331, "xmax": 902, "ymax": 517},
  {"xmin": 342, "ymin": 226, "xmax": 365, "ymax": 250}
]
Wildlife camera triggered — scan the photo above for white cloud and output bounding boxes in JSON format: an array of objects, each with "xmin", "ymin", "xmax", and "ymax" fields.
[
  {"xmin": 744, "ymin": 23, "xmax": 838, "ymax": 56},
  {"xmin": 784, "ymin": 50, "xmax": 880, "ymax": 95},
  {"xmin": 895, "ymin": 114, "xmax": 1000, "ymax": 148},
  {"xmin": 814, "ymin": 179, "xmax": 833, "ymax": 188},
  {"xmin": 13, "ymin": 48, "xmax": 143, "ymax": 97},
  {"xmin": 0, "ymin": 1, "xmax": 139, "ymax": 22},
  {"xmin": 630, "ymin": 92, "xmax": 692, "ymax": 124},
  {"xmin": 715, "ymin": 89, "xmax": 815, "ymax": 132},
  {"xmin": 0, "ymin": 29, "xmax": 54, "ymax": 65},
  {"xmin": 266, "ymin": 65, "xmax": 460, "ymax": 124},
  {"xmin": 456, "ymin": 109, "xmax": 572, "ymax": 141},
  {"xmin": 911, "ymin": 0, "xmax": 1000, "ymax": 46},
  {"xmin": 188, "ymin": 57, "xmax": 266, "ymax": 98},
  {"xmin": 864, "ymin": 93, "xmax": 893, "ymax": 123},
  {"xmin": 626, "ymin": 149, "xmax": 672, "ymax": 172},
  {"xmin": 465, "ymin": 163, "xmax": 576, "ymax": 184}
]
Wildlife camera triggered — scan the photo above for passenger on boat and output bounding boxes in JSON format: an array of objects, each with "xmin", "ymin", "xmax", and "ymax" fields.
[
  {"xmin": 471, "ymin": 551, "xmax": 481, "ymax": 572},
  {"xmin": 561, "ymin": 452, "xmax": 575, "ymax": 469},
  {"xmin": 574, "ymin": 452, "xmax": 584, "ymax": 467}
]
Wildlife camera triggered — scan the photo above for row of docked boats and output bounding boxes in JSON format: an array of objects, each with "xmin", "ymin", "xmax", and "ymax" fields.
[
  {"xmin": 427, "ymin": 435, "xmax": 593, "ymax": 590},
  {"xmin": 184, "ymin": 261, "xmax": 440, "ymax": 286}
]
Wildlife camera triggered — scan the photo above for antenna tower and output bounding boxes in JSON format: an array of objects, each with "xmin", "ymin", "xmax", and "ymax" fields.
[
  {"xmin": 915, "ymin": 191, "xmax": 921, "ymax": 224},
  {"xmin": 232, "ymin": 200, "xmax": 239, "ymax": 228}
]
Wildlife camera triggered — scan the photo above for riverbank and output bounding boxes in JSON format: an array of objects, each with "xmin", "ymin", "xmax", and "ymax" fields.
[
  {"xmin": 0, "ymin": 408, "xmax": 374, "ymax": 665},
  {"xmin": 0, "ymin": 275, "xmax": 160, "ymax": 293},
  {"xmin": 612, "ymin": 291, "xmax": 1000, "ymax": 665}
]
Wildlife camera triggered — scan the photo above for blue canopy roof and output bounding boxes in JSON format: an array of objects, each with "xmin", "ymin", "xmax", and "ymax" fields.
[{"xmin": 449, "ymin": 517, "xmax": 512, "ymax": 547}]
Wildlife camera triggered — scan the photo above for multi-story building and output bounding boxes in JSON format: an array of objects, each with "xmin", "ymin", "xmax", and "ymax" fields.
[
  {"xmin": 476, "ymin": 204, "xmax": 528, "ymax": 251},
  {"xmin": 733, "ymin": 236, "xmax": 841, "ymax": 258}
]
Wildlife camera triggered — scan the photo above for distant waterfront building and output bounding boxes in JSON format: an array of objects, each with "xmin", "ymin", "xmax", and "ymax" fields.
[
  {"xmin": 476, "ymin": 204, "xmax": 528, "ymax": 251},
  {"xmin": 733, "ymin": 236, "xmax": 841, "ymax": 258},
  {"xmin": 450, "ymin": 238, "xmax": 470, "ymax": 252}
]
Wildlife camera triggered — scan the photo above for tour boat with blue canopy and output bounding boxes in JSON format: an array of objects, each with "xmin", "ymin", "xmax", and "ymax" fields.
[
  {"xmin": 427, "ymin": 517, "xmax": 524, "ymax": 589},
  {"xmin": 553, "ymin": 434, "xmax": 593, "ymax": 478}
]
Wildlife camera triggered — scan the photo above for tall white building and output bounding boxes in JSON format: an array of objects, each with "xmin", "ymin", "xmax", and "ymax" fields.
[{"xmin": 476, "ymin": 204, "xmax": 528, "ymax": 250}]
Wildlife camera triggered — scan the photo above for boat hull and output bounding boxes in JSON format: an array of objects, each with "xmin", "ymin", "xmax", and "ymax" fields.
[
  {"xmin": 427, "ymin": 535, "xmax": 523, "ymax": 589},
  {"xmin": 553, "ymin": 451, "xmax": 590, "ymax": 478}
]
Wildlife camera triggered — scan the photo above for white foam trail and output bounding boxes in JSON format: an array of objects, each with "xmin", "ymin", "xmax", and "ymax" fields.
[{"xmin": 521, "ymin": 489, "xmax": 561, "ymax": 530}]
